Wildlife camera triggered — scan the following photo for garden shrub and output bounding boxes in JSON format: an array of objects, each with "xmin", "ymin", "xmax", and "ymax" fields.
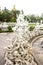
[
  {"xmin": 8, "ymin": 26, "xmax": 13, "ymax": 32},
  {"xmin": 0, "ymin": 28, "xmax": 2, "ymax": 33},
  {"xmin": 29, "ymin": 26, "xmax": 35, "ymax": 31},
  {"xmin": 40, "ymin": 27, "xmax": 43, "ymax": 30}
]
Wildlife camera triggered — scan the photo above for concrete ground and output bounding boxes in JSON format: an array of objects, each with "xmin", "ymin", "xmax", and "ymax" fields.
[
  {"xmin": 33, "ymin": 37, "xmax": 43, "ymax": 65},
  {"xmin": 0, "ymin": 33, "xmax": 15, "ymax": 65},
  {"xmin": 0, "ymin": 33, "xmax": 43, "ymax": 65}
]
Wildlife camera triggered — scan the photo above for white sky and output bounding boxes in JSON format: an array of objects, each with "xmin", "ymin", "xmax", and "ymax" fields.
[{"xmin": 0, "ymin": 0, "xmax": 43, "ymax": 15}]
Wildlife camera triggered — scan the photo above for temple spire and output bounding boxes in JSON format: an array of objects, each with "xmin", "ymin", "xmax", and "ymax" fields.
[{"xmin": 12, "ymin": 5, "xmax": 16, "ymax": 11}]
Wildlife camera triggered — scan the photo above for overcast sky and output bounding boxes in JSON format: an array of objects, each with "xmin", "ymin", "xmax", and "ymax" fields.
[{"xmin": 0, "ymin": 0, "xmax": 43, "ymax": 15}]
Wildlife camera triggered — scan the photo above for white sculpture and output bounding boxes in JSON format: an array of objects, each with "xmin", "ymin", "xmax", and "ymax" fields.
[{"xmin": 4, "ymin": 11, "xmax": 37, "ymax": 65}]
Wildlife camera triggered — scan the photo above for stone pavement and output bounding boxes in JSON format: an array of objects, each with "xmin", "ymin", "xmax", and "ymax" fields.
[
  {"xmin": 0, "ymin": 32, "xmax": 43, "ymax": 65},
  {"xmin": 32, "ymin": 37, "xmax": 43, "ymax": 65},
  {"xmin": 0, "ymin": 33, "xmax": 15, "ymax": 65}
]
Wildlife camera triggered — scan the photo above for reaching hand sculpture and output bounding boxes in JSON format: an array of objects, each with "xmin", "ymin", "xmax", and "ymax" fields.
[{"xmin": 4, "ymin": 11, "xmax": 38, "ymax": 65}]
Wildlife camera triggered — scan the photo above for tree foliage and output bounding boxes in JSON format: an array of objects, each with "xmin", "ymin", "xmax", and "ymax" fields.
[
  {"xmin": 0, "ymin": 7, "xmax": 43, "ymax": 23},
  {"xmin": 0, "ymin": 7, "xmax": 20, "ymax": 22},
  {"xmin": 24, "ymin": 15, "xmax": 43, "ymax": 23}
]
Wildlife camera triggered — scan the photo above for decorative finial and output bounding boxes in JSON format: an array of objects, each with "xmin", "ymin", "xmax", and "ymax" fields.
[{"xmin": 12, "ymin": 5, "xmax": 16, "ymax": 11}]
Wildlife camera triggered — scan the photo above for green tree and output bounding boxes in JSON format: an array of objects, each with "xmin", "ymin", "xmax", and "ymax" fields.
[
  {"xmin": 0, "ymin": 9, "xmax": 3, "ymax": 21},
  {"xmin": 2, "ymin": 7, "xmax": 11, "ymax": 22},
  {"xmin": 10, "ymin": 10, "xmax": 20, "ymax": 22}
]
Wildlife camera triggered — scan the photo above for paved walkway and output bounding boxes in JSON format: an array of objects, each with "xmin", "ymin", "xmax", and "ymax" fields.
[
  {"xmin": 32, "ymin": 37, "xmax": 43, "ymax": 65},
  {"xmin": 0, "ymin": 33, "xmax": 15, "ymax": 65},
  {"xmin": 0, "ymin": 33, "xmax": 43, "ymax": 65}
]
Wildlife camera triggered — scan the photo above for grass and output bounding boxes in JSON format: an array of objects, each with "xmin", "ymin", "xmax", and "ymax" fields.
[
  {"xmin": 28, "ymin": 23, "xmax": 36, "ymax": 31},
  {"xmin": 0, "ymin": 30, "xmax": 13, "ymax": 33},
  {"xmin": 28, "ymin": 23, "xmax": 36, "ymax": 27}
]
